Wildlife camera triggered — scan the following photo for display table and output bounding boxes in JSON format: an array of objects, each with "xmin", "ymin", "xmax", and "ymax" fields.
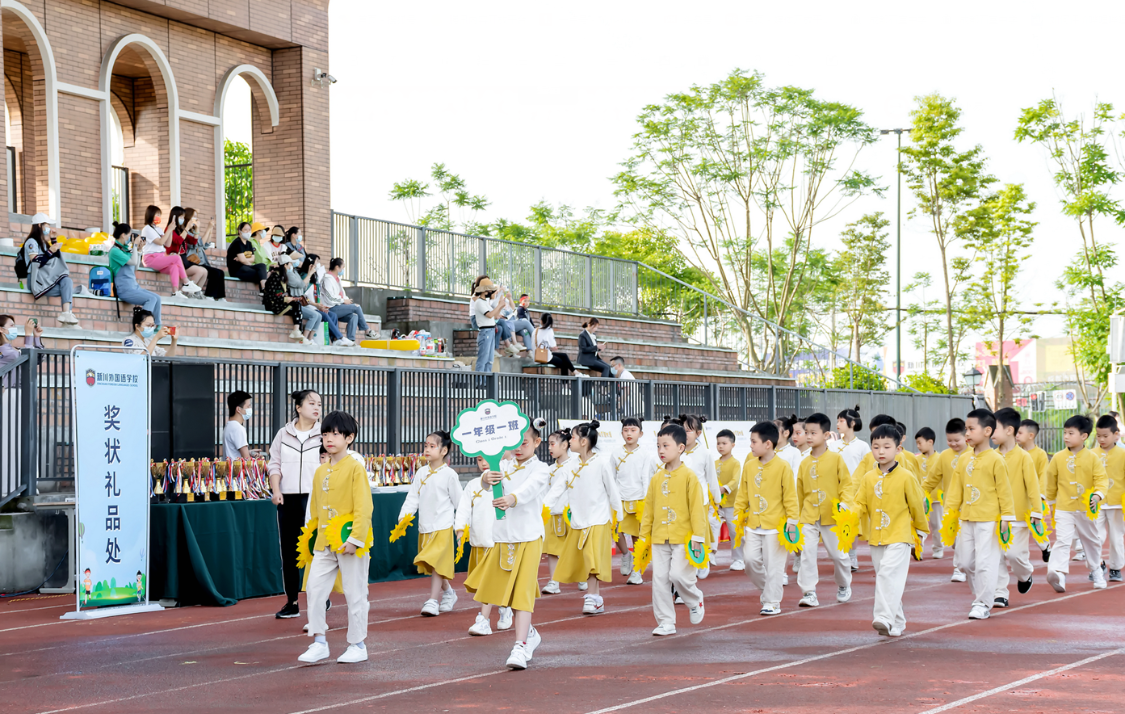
[{"xmin": 149, "ymin": 491, "xmax": 469, "ymax": 606}]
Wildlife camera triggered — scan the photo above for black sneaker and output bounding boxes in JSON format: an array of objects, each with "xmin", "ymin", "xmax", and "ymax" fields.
[
  {"xmin": 276, "ymin": 602, "xmax": 300, "ymax": 619},
  {"xmin": 325, "ymin": 599, "xmax": 332, "ymax": 612},
  {"xmin": 1041, "ymin": 544, "xmax": 1051, "ymax": 563},
  {"xmin": 1017, "ymin": 575, "xmax": 1033, "ymax": 594},
  {"xmin": 993, "ymin": 597, "xmax": 1009, "ymax": 608},
  {"xmin": 1110, "ymin": 569, "xmax": 1123, "ymax": 583}
]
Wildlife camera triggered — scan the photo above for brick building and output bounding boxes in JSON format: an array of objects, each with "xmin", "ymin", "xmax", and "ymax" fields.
[{"xmin": 1, "ymin": 0, "xmax": 331, "ymax": 256}]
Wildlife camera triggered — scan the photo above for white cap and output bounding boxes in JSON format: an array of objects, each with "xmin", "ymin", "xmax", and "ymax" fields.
[
  {"xmin": 275, "ymin": 253, "xmax": 293, "ymax": 266},
  {"xmin": 30, "ymin": 212, "xmax": 52, "ymax": 225}
]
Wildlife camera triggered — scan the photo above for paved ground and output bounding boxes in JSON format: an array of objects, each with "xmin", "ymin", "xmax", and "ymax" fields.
[{"xmin": 2, "ymin": 544, "xmax": 1122, "ymax": 713}]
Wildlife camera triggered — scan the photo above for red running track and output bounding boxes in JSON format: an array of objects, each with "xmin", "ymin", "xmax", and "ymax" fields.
[{"xmin": 1, "ymin": 544, "xmax": 1122, "ymax": 714}]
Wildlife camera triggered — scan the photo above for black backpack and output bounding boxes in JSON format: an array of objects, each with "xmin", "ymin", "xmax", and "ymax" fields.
[{"xmin": 14, "ymin": 243, "xmax": 29, "ymax": 280}]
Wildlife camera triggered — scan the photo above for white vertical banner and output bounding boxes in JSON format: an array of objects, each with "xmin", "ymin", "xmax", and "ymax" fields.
[{"xmin": 63, "ymin": 348, "xmax": 162, "ymax": 620}]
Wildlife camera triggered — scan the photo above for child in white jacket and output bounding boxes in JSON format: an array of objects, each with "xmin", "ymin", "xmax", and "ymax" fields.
[{"xmin": 456, "ymin": 456, "xmax": 512, "ymax": 635}]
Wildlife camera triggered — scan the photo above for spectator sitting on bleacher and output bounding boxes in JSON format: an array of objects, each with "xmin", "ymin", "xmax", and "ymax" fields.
[
  {"xmin": 227, "ymin": 221, "xmax": 270, "ymax": 294},
  {"xmin": 510, "ymin": 293, "xmax": 535, "ymax": 352},
  {"xmin": 578, "ymin": 317, "xmax": 613, "ymax": 377},
  {"xmin": 20, "ymin": 216, "xmax": 80, "ymax": 326},
  {"xmin": 263, "ymin": 256, "xmax": 307, "ymax": 341},
  {"xmin": 108, "ymin": 222, "xmax": 162, "ymax": 325},
  {"xmin": 163, "ymin": 206, "xmax": 212, "ymax": 300},
  {"xmin": 140, "ymin": 205, "xmax": 201, "ymax": 298},
  {"xmin": 534, "ymin": 312, "xmax": 575, "ymax": 375},
  {"xmin": 284, "ymin": 254, "xmax": 321, "ymax": 346},
  {"xmin": 299, "ymin": 255, "xmax": 345, "ymax": 345},
  {"xmin": 321, "ymin": 257, "xmax": 374, "ymax": 347},
  {"xmin": 496, "ymin": 288, "xmax": 530, "ymax": 357},
  {"xmin": 123, "ymin": 306, "xmax": 178, "ymax": 357},
  {"xmin": 174, "ymin": 208, "xmax": 227, "ymax": 303},
  {"xmin": 281, "ymin": 226, "xmax": 306, "ymax": 261}
]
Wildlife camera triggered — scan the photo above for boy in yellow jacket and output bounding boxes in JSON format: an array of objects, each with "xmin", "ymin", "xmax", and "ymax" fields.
[
  {"xmin": 1017, "ymin": 418, "xmax": 1053, "ymax": 562},
  {"xmin": 1043, "ymin": 415, "xmax": 1109, "ymax": 592},
  {"xmin": 921, "ymin": 419, "xmax": 968, "ymax": 568},
  {"xmin": 641, "ymin": 422, "xmax": 709, "ymax": 636},
  {"xmin": 299, "ymin": 411, "xmax": 373, "ymax": 665},
  {"xmin": 991, "ymin": 408, "xmax": 1043, "ymax": 608},
  {"xmin": 1094, "ymin": 415, "xmax": 1125, "ymax": 583},
  {"xmin": 715, "ymin": 429, "xmax": 744, "ymax": 571},
  {"xmin": 734, "ymin": 422, "xmax": 799, "ymax": 616},
  {"xmin": 943, "ymin": 409, "xmax": 1016, "ymax": 621},
  {"xmin": 795, "ymin": 412, "xmax": 854, "ymax": 607},
  {"xmin": 851, "ymin": 424, "xmax": 929, "ymax": 637}
]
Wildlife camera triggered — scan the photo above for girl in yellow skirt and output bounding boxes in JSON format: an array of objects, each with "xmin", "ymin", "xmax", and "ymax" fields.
[
  {"xmin": 544, "ymin": 420, "xmax": 624, "ymax": 615},
  {"xmin": 398, "ymin": 430, "xmax": 463, "ymax": 617},
  {"xmin": 673, "ymin": 414, "xmax": 722, "ymax": 577},
  {"xmin": 466, "ymin": 421, "xmax": 551, "ymax": 670},
  {"xmin": 541, "ymin": 427, "xmax": 589, "ymax": 595},
  {"xmin": 455, "ymin": 456, "xmax": 512, "ymax": 635},
  {"xmin": 611, "ymin": 417, "xmax": 658, "ymax": 585}
]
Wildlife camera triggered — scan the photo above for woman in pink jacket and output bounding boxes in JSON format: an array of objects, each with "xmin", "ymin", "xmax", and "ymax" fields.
[{"xmin": 267, "ymin": 389, "xmax": 322, "ymax": 620}]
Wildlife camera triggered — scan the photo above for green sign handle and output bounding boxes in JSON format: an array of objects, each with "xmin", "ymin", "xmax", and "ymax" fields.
[{"xmin": 486, "ymin": 453, "xmax": 505, "ymax": 520}]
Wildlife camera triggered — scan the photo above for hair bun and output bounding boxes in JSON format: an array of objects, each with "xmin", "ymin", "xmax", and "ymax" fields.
[
  {"xmin": 698, "ymin": 415, "xmax": 708, "ymax": 424},
  {"xmin": 854, "ymin": 405, "xmax": 861, "ymax": 412},
  {"xmin": 533, "ymin": 417, "xmax": 548, "ymax": 431},
  {"xmin": 589, "ymin": 420, "xmax": 601, "ymax": 429}
]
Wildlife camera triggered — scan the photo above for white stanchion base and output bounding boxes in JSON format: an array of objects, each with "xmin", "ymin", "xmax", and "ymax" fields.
[{"xmin": 60, "ymin": 603, "xmax": 164, "ymax": 620}]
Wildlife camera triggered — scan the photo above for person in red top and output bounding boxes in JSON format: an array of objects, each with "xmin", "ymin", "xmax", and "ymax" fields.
[{"xmin": 165, "ymin": 207, "xmax": 226, "ymax": 302}]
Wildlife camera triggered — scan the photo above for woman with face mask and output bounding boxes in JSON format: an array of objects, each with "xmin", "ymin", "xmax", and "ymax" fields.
[
  {"xmin": 140, "ymin": 205, "xmax": 201, "ymax": 298},
  {"xmin": 283, "ymin": 253, "xmax": 321, "ymax": 345},
  {"xmin": 226, "ymin": 221, "xmax": 270, "ymax": 292},
  {"xmin": 281, "ymin": 226, "xmax": 306, "ymax": 260},
  {"xmin": 21, "ymin": 214, "xmax": 80, "ymax": 326},
  {"xmin": 171, "ymin": 208, "xmax": 227, "ymax": 303},
  {"xmin": 0, "ymin": 313, "xmax": 43, "ymax": 493},
  {"xmin": 122, "ymin": 306, "xmax": 178, "ymax": 357},
  {"xmin": 162, "ymin": 206, "xmax": 211, "ymax": 298},
  {"xmin": 108, "ymin": 222, "xmax": 163, "ymax": 325}
]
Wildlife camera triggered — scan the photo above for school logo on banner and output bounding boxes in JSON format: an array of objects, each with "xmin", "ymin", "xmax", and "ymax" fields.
[{"xmin": 85, "ymin": 368, "xmax": 96, "ymax": 387}]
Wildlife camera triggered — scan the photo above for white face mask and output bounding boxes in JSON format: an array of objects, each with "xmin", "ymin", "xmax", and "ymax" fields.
[
  {"xmin": 177, "ymin": 216, "xmax": 184, "ymax": 226},
  {"xmin": 5, "ymin": 327, "xmax": 16, "ymax": 339},
  {"xmin": 242, "ymin": 407, "xmax": 253, "ymax": 420},
  {"xmin": 295, "ymin": 234, "xmax": 303, "ymax": 243},
  {"xmin": 271, "ymin": 235, "xmax": 281, "ymax": 243},
  {"xmin": 239, "ymin": 231, "xmax": 250, "ymax": 240}
]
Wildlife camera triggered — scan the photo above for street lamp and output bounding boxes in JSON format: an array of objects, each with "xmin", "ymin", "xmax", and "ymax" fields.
[
  {"xmin": 880, "ymin": 128, "xmax": 906, "ymax": 381},
  {"xmin": 963, "ymin": 367, "xmax": 983, "ymax": 391}
]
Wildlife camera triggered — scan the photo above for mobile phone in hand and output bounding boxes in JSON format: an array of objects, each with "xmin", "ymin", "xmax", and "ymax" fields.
[{"xmin": 168, "ymin": 326, "xmax": 177, "ymax": 336}]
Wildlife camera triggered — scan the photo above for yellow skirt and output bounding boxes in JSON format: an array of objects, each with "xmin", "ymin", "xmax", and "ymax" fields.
[
  {"xmin": 554, "ymin": 521, "xmax": 613, "ymax": 583},
  {"xmin": 464, "ymin": 546, "xmax": 489, "ymax": 593},
  {"xmin": 544, "ymin": 514, "xmax": 569, "ymax": 556},
  {"xmin": 465, "ymin": 540, "xmax": 543, "ymax": 612},
  {"xmin": 415, "ymin": 527, "xmax": 455, "ymax": 580},
  {"xmin": 618, "ymin": 509, "xmax": 641, "ymax": 538}
]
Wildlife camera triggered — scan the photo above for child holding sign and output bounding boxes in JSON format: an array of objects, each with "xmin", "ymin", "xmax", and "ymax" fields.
[
  {"xmin": 456, "ymin": 456, "xmax": 512, "ymax": 635},
  {"xmin": 612, "ymin": 417, "xmax": 658, "ymax": 585},
  {"xmin": 465, "ymin": 422, "xmax": 551, "ymax": 670},
  {"xmin": 399, "ymin": 430, "xmax": 463, "ymax": 617}
]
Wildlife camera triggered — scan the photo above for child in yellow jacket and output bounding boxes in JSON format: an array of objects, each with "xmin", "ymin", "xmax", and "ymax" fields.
[
  {"xmin": 715, "ymin": 429, "xmax": 744, "ymax": 570},
  {"xmin": 640, "ymin": 422, "xmax": 710, "ymax": 635},
  {"xmin": 734, "ymin": 422, "xmax": 799, "ymax": 616},
  {"xmin": 1017, "ymin": 418, "xmax": 1053, "ymax": 562},
  {"xmin": 299, "ymin": 411, "xmax": 373, "ymax": 665},
  {"xmin": 850, "ymin": 424, "xmax": 929, "ymax": 637},
  {"xmin": 921, "ymin": 418, "xmax": 969, "ymax": 570},
  {"xmin": 991, "ymin": 408, "xmax": 1044, "ymax": 607},
  {"xmin": 1094, "ymin": 415, "xmax": 1125, "ymax": 583},
  {"xmin": 1045, "ymin": 415, "xmax": 1109, "ymax": 592},
  {"xmin": 943, "ymin": 409, "xmax": 1016, "ymax": 621},
  {"xmin": 795, "ymin": 412, "xmax": 854, "ymax": 608}
]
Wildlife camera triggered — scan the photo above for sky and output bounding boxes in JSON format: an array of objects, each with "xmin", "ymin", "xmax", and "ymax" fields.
[{"xmin": 316, "ymin": 0, "xmax": 1125, "ymax": 369}]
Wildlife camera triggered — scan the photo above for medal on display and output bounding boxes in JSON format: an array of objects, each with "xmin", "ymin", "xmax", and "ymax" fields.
[{"xmin": 451, "ymin": 400, "xmax": 531, "ymax": 520}]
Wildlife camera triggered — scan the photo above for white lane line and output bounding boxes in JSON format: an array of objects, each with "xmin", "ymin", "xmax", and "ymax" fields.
[
  {"xmin": 581, "ymin": 582, "xmax": 1114, "ymax": 713},
  {"xmin": 0, "ymin": 602, "xmax": 73, "ymax": 616},
  {"xmin": 285, "ymin": 669, "xmax": 510, "ymax": 714},
  {"xmin": 915, "ymin": 646, "xmax": 1125, "ymax": 713}
]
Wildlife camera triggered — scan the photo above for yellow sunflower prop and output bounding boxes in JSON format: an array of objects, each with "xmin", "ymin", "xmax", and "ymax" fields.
[
  {"xmin": 632, "ymin": 538, "xmax": 652, "ymax": 576},
  {"xmin": 732, "ymin": 510, "xmax": 749, "ymax": 548},
  {"xmin": 389, "ymin": 513, "xmax": 415, "ymax": 543},
  {"xmin": 1083, "ymin": 487, "xmax": 1100, "ymax": 521},
  {"xmin": 564, "ymin": 506, "xmax": 573, "ymax": 527},
  {"xmin": 324, "ymin": 513, "xmax": 375, "ymax": 557},
  {"xmin": 996, "ymin": 518, "xmax": 1013, "ymax": 552},
  {"xmin": 935, "ymin": 489, "xmax": 944, "ymax": 505},
  {"xmin": 296, "ymin": 521, "xmax": 318, "ymax": 569},
  {"xmin": 923, "ymin": 494, "xmax": 932, "ymax": 516},
  {"xmin": 455, "ymin": 525, "xmax": 468, "ymax": 563},
  {"xmin": 633, "ymin": 499, "xmax": 645, "ymax": 529},
  {"xmin": 830, "ymin": 500, "xmax": 860, "ymax": 553},
  {"xmin": 685, "ymin": 535, "xmax": 709, "ymax": 570},
  {"xmin": 1026, "ymin": 513, "xmax": 1051, "ymax": 548},
  {"xmin": 912, "ymin": 530, "xmax": 923, "ymax": 561},
  {"xmin": 541, "ymin": 505, "xmax": 551, "ymax": 525},
  {"xmin": 940, "ymin": 508, "xmax": 961, "ymax": 547},
  {"xmin": 777, "ymin": 516, "xmax": 804, "ymax": 554}
]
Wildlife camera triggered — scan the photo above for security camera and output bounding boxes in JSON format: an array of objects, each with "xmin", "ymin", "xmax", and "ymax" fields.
[{"xmin": 313, "ymin": 69, "xmax": 337, "ymax": 86}]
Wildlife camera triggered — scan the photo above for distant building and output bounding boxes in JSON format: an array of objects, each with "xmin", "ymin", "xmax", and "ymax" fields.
[{"xmin": 973, "ymin": 338, "xmax": 1076, "ymax": 386}]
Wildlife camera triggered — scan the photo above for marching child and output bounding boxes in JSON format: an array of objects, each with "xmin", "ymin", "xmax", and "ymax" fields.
[
  {"xmin": 398, "ymin": 430, "xmax": 463, "ymax": 617},
  {"xmin": 716, "ymin": 429, "xmax": 745, "ymax": 571},
  {"xmin": 1017, "ymin": 418, "xmax": 1052, "ymax": 561},
  {"xmin": 612, "ymin": 417, "xmax": 659, "ymax": 585},
  {"xmin": 642, "ymin": 422, "xmax": 708, "ymax": 635},
  {"xmin": 1045, "ymin": 415, "xmax": 1108, "ymax": 592},
  {"xmin": 775, "ymin": 415, "xmax": 804, "ymax": 477},
  {"xmin": 850, "ymin": 424, "xmax": 929, "ymax": 637},
  {"xmin": 1094, "ymin": 415, "xmax": 1125, "ymax": 582},
  {"xmin": 299, "ymin": 411, "xmax": 372, "ymax": 664},
  {"xmin": 544, "ymin": 421, "xmax": 624, "ymax": 615},
  {"xmin": 992, "ymin": 408, "xmax": 1043, "ymax": 607},
  {"xmin": 915, "ymin": 427, "xmax": 938, "ymax": 475},
  {"xmin": 793, "ymin": 417, "xmax": 810, "ymax": 457},
  {"xmin": 943, "ymin": 409, "xmax": 1016, "ymax": 620},
  {"xmin": 675, "ymin": 414, "xmax": 723, "ymax": 576},
  {"xmin": 850, "ymin": 415, "xmax": 914, "ymax": 571},
  {"xmin": 466, "ymin": 422, "xmax": 551, "ymax": 670},
  {"xmin": 733, "ymin": 422, "xmax": 799, "ymax": 616},
  {"xmin": 921, "ymin": 419, "xmax": 969, "ymax": 567},
  {"xmin": 795, "ymin": 412, "xmax": 854, "ymax": 607},
  {"xmin": 832, "ymin": 406, "xmax": 870, "ymax": 474},
  {"xmin": 541, "ymin": 428, "xmax": 588, "ymax": 594},
  {"xmin": 456, "ymin": 455, "xmax": 512, "ymax": 636}
]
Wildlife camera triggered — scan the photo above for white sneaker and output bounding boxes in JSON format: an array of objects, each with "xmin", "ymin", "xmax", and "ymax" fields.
[
  {"xmin": 336, "ymin": 643, "xmax": 367, "ymax": 663},
  {"xmin": 525, "ymin": 626, "xmax": 541, "ymax": 659},
  {"xmin": 1092, "ymin": 570, "xmax": 1108, "ymax": 590},
  {"xmin": 439, "ymin": 587, "xmax": 458, "ymax": 612},
  {"xmin": 541, "ymin": 580, "xmax": 560, "ymax": 595},
  {"xmin": 577, "ymin": 581, "xmax": 588, "ymax": 591},
  {"xmin": 468, "ymin": 614, "xmax": 492, "ymax": 636},
  {"xmin": 334, "ymin": 338, "xmax": 355, "ymax": 347},
  {"xmin": 289, "ymin": 327, "xmax": 304, "ymax": 340},
  {"xmin": 1046, "ymin": 570, "xmax": 1066, "ymax": 593},
  {"xmin": 303, "ymin": 623, "xmax": 309, "ymax": 632},
  {"xmin": 420, "ymin": 598, "xmax": 440, "ymax": 616},
  {"xmin": 872, "ymin": 620, "xmax": 892, "ymax": 637},
  {"xmin": 582, "ymin": 594, "xmax": 604, "ymax": 615},
  {"xmin": 760, "ymin": 604, "xmax": 781, "ymax": 616},
  {"xmin": 75, "ymin": 284, "xmax": 91, "ymax": 296},
  {"xmin": 652, "ymin": 623, "xmax": 677, "ymax": 636},
  {"xmin": 699, "ymin": 563, "xmax": 710, "ymax": 580},
  {"xmin": 951, "ymin": 568, "xmax": 967, "ymax": 583},
  {"xmin": 497, "ymin": 607, "xmax": 513, "ymax": 631},
  {"xmin": 674, "ymin": 595, "xmax": 684, "ymax": 605},
  {"xmin": 837, "ymin": 587, "xmax": 852, "ymax": 603},
  {"xmin": 620, "ymin": 550, "xmax": 634, "ymax": 576},
  {"xmin": 181, "ymin": 280, "xmax": 202, "ymax": 295},
  {"xmin": 850, "ymin": 553, "xmax": 860, "ymax": 571},
  {"xmin": 688, "ymin": 600, "xmax": 705, "ymax": 625},
  {"xmin": 213, "ymin": 297, "xmax": 228, "ymax": 303},
  {"xmin": 57, "ymin": 311, "xmax": 80, "ymax": 325},
  {"xmin": 298, "ymin": 641, "xmax": 330, "ymax": 663},
  {"xmin": 791, "ymin": 554, "xmax": 800, "ymax": 572},
  {"xmin": 782, "ymin": 573, "xmax": 789, "ymax": 586},
  {"xmin": 968, "ymin": 605, "xmax": 990, "ymax": 620},
  {"xmin": 627, "ymin": 570, "xmax": 644, "ymax": 585},
  {"xmin": 729, "ymin": 560, "xmax": 745, "ymax": 572},
  {"xmin": 171, "ymin": 290, "xmax": 186, "ymax": 300},
  {"xmin": 1073, "ymin": 550, "xmax": 1086, "ymax": 562},
  {"xmin": 506, "ymin": 642, "xmax": 529, "ymax": 670},
  {"xmin": 799, "ymin": 591, "xmax": 819, "ymax": 608},
  {"xmin": 932, "ymin": 548, "xmax": 944, "ymax": 559},
  {"xmin": 299, "ymin": 337, "xmax": 314, "ymax": 346}
]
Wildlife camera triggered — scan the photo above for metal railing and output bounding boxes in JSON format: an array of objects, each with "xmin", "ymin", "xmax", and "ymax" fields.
[
  {"xmin": 7, "ymin": 146, "xmax": 16, "ymax": 214},
  {"xmin": 2, "ymin": 349, "xmax": 978, "ymax": 503},
  {"xmin": 111, "ymin": 165, "xmax": 129, "ymax": 225},
  {"xmin": 225, "ymin": 162, "xmax": 253, "ymax": 240}
]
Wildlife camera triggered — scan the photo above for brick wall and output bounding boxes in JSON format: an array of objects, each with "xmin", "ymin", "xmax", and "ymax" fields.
[{"xmin": 56, "ymin": 92, "xmax": 101, "ymax": 229}]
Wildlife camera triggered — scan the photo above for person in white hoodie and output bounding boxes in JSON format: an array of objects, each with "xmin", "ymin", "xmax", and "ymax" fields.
[
  {"xmin": 610, "ymin": 417, "xmax": 658, "ymax": 585},
  {"xmin": 456, "ymin": 455, "xmax": 513, "ymax": 635},
  {"xmin": 398, "ymin": 430, "xmax": 463, "ymax": 617}
]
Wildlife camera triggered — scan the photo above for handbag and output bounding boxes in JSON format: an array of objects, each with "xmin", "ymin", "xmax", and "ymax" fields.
[{"xmin": 533, "ymin": 329, "xmax": 550, "ymax": 364}]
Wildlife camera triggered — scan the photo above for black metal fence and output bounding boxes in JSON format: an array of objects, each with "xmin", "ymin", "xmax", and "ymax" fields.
[{"xmin": 2, "ymin": 349, "xmax": 985, "ymax": 505}]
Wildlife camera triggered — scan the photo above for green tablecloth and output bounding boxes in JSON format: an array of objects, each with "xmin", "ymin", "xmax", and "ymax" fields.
[{"xmin": 149, "ymin": 492, "xmax": 469, "ymax": 607}]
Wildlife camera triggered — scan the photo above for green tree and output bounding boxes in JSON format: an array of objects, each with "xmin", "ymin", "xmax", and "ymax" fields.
[
  {"xmin": 224, "ymin": 139, "xmax": 253, "ymax": 238},
  {"xmin": 896, "ymin": 372, "xmax": 957, "ymax": 394},
  {"xmin": 904, "ymin": 272, "xmax": 943, "ymax": 376},
  {"xmin": 612, "ymin": 69, "xmax": 881, "ymax": 373},
  {"xmin": 1015, "ymin": 97, "xmax": 1125, "ymax": 411},
  {"xmin": 958, "ymin": 183, "xmax": 1038, "ymax": 408},
  {"xmin": 833, "ymin": 212, "xmax": 890, "ymax": 362},
  {"xmin": 389, "ymin": 163, "xmax": 490, "ymax": 232},
  {"xmin": 813, "ymin": 365, "xmax": 887, "ymax": 391},
  {"xmin": 900, "ymin": 94, "xmax": 995, "ymax": 389}
]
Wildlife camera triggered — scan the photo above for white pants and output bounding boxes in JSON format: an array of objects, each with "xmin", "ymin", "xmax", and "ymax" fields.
[
  {"xmin": 995, "ymin": 522, "xmax": 1034, "ymax": 600},
  {"xmin": 960, "ymin": 520, "xmax": 1002, "ymax": 610},
  {"xmin": 719, "ymin": 507, "xmax": 744, "ymax": 564},
  {"xmin": 744, "ymin": 529, "xmax": 787, "ymax": 607},
  {"xmin": 1049, "ymin": 510, "xmax": 1105, "ymax": 575},
  {"xmin": 796, "ymin": 521, "xmax": 851, "ymax": 593},
  {"xmin": 870, "ymin": 542, "xmax": 911, "ymax": 635},
  {"xmin": 927, "ymin": 501, "xmax": 945, "ymax": 555},
  {"xmin": 651, "ymin": 543, "xmax": 704, "ymax": 627},
  {"xmin": 1105, "ymin": 509, "xmax": 1124, "ymax": 570},
  {"xmin": 709, "ymin": 510, "xmax": 723, "ymax": 554},
  {"xmin": 305, "ymin": 547, "xmax": 370, "ymax": 644}
]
